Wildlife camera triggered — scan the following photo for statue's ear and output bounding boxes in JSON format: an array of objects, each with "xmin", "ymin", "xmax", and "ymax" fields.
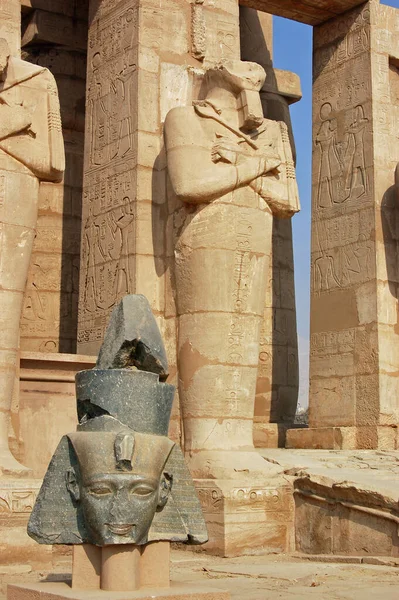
[
  {"xmin": 66, "ymin": 468, "xmax": 80, "ymax": 502},
  {"xmin": 157, "ymin": 473, "xmax": 172, "ymax": 510}
]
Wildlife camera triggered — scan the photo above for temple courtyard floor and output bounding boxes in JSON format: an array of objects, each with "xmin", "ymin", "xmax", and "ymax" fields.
[{"xmin": 1, "ymin": 550, "xmax": 398, "ymax": 600}]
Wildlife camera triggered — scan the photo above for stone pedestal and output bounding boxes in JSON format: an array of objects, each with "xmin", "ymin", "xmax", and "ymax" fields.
[
  {"xmin": 7, "ymin": 543, "xmax": 229, "ymax": 600},
  {"xmin": 8, "ymin": 582, "xmax": 230, "ymax": 600},
  {"xmin": 290, "ymin": 0, "xmax": 399, "ymax": 450}
]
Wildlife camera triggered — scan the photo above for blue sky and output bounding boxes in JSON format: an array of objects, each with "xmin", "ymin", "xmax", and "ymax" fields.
[{"xmin": 273, "ymin": 0, "xmax": 399, "ymax": 343}]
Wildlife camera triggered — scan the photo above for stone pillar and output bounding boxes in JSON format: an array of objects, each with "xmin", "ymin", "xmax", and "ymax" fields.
[
  {"xmin": 78, "ymin": 0, "xmax": 296, "ymax": 556},
  {"xmin": 240, "ymin": 7, "xmax": 301, "ymax": 448},
  {"xmin": 287, "ymin": 0, "xmax": 399, "ymax": 450},
  {"xmin": 77, "ymin": 0, "xmax": 242, "ymax": 443}
]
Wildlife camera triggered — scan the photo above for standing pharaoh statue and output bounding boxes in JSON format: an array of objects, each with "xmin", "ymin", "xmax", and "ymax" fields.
[
  {"xmin": 0, "ymin": 30, "xmax": 65, "ymax": 472},
  {"xmin": 164, "ymin": 61, "xmax": 299, "ymax": 482}
]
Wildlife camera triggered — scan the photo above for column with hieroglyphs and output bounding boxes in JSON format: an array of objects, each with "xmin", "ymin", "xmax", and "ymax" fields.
[
  {"xmin": 239, "ymin": 7, "xmax": 302, "ymax": 449},
  {"xmin": 288, "ymin": 0, "xmax": 399, "ymax": 450},
  {"xmin": 78, "ymin": 0, "xmax": 299, "ymax": 556}
]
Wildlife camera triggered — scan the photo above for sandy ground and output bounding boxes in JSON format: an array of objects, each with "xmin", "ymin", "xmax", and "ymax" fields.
[
  {"xmin": 171, "ymin": 551, "xmax": 399, "ymax": 599},
  {"xmin": 2, "ymin": 550, "xmax": 398, "ymax": 600}
]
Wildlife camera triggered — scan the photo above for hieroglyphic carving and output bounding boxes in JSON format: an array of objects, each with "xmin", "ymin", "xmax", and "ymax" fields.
[
  {"xmin": 315, "ymin": 102, "xmax": 370, "ymax": 211},
  {"xmin": 0, "ymin": 488, "xmax": 38, "ymax": 513},
  {"xmin": 78, "ymin": 4, "xmax": 138, "ymax": 351},
  {"xmin": 191, "ymin": 0, "xmax": 206, "ymax": 61}
]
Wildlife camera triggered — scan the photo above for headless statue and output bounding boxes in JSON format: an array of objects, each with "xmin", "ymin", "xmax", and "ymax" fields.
[
  {"xmin": 164, "ymin": 60, "xmax": 299, "ymax": 479},
  {"xmin": 0, "ymin": 38, "xmax": 64, "ymax": 473}
]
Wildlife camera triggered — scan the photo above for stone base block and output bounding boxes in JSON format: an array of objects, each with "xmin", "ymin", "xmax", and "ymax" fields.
[
  {"xmin": 7, "ymin": 582, "xmax": 230, "ymax": 600},
  {"xmin": 286, "ymin": 426, "xmax": 399, "ymax": 450},
  {"xmin": 195, "ymin": 478, "xmax": 294, "ymax": 557}
]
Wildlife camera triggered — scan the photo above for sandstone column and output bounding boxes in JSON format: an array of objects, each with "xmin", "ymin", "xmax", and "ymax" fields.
[
  {"xmin": 288, "ymin": 0, "xmax": 399, "ymax": 450},
  {"xmin": 0, "ymin": 0, "xmax": 64, "ymax": 473},
  {"xmin": 77, "ymin": 0, "xmax": 244, "ymax": 442},
  {"xmin": 78, "ymin": 0, "xmax": 299, "ymax": 556}
]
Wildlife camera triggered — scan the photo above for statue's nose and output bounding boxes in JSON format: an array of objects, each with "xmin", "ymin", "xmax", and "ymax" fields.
[{"xmin": 109, "ymin": 490, "xmax": 130, "ymax": 522}]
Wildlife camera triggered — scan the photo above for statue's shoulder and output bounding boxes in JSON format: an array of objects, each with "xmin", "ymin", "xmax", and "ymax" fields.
[
  {"xmin": 6, "ymin": 56, "xmax": 54, "ymax": 90},
  {"xmin": 164, "ymin": 105, "xmax": 201, "ymax": 148},
  {"xmin": 164, "ymin": 105, "xmax": 196, "ymax": 129}
]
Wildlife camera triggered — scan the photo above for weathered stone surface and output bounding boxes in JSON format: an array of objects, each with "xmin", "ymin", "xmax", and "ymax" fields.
[
  {"xmin": 95, "ymin": 295, "xmax": 168, "ymax": 378},
  {"xmin": 307, "ymin": 0, "xmax": 399, "ymax": 448},
  {"xmin": 259, "ymin": 448, "xmax": 399, "ymax": 558}
]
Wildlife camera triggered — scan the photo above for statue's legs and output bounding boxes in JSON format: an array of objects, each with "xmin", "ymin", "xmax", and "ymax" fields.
[
  {"xmin": 175, "ymin": 202, "xmax": 273, "ymax": 480},
  {"xmin": 0, "ymin": 168, "xmax": 39, "ymax": 472}
]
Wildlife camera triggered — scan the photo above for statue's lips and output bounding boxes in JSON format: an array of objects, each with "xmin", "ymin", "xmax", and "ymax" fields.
[{"xmin": 106, "ymin": 524, "xmax": 134, "ymax": 536}]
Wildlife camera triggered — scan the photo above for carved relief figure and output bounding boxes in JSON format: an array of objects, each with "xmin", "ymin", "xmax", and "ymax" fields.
[
  {"xmin": 314, "ymin": 254, "xmax": 340, "ymax": 292},
  {"xmin": 109, "ymin": 56, "xmax": 136, "ymax": 160},
  {"xmin": 315, "ymin": 102, "xmax": 341, "ymax": 209},
  {"xmin": 0, "ymin": 38, "xmax": 64, "ymax": 472},
  {"xmin": 88, "ymin": 52, "xmax": 108, "ymax": 167},
  {"xmin": 164, "ymin": 61, "xmax": 299, "ymax": 479},
  {"xmin": 343, "ymin": 104, "xmax": 369, "ymax": 201},
  {"xmin": 82, "ymin": 200, "xmax": 135, "ymax": 314}
]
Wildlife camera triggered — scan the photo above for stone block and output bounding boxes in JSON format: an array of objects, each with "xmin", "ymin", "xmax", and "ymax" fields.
[
  {"xmin": 195, "ymin": 479, "xmax": 294, "ymax": 557},
  {"xmin": 7, "ymin": 582, "xmax": 230, "ymax": 600}
]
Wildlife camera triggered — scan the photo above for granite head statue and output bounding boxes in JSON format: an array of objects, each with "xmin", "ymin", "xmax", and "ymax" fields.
[
  {"xmin": 28, "ymin": 295, "xmax": 207, "ymax": 547},
  {"xmin": 66, "ymin": 430, "xmax": 174, "ymax": 545}
]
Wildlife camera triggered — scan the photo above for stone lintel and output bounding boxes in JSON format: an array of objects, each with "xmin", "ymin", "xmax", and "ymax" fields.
[
  {"xmin": 238, "ymin": 0, "xmax": 367, "ymax": 26},
  {"xmin": 21, "ymin": 9, "xmax": 88, "ymax": 50},
  {"xmin": 20, "ymin": 0, "xmax": 88, "ymax": 21},
  {"xmin": 286, "ymin": 426, "xmax": 399, "ymax": 450}
]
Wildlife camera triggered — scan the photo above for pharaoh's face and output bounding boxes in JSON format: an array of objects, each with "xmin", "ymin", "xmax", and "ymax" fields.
[
  {"xmin": 78, "ymin": 471, "xmax": 168, "ymax": 546},
  {"xmin": 66, "ymin": 430, "xmax": 174, "ymax": 546}
]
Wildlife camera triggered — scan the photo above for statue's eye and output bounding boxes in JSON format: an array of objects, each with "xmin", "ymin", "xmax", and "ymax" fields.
[
  {"xmin": 131, "ymin": 486, "xmax": 155, "ymax": 497},
  {"xmin": 89, "ymin": 486, "xmax": 113, "ymax": 496}
]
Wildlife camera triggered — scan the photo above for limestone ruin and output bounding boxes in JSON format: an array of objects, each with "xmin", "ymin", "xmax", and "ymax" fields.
[{"xmin": 0, "ymin": 0, "xmax": 398, "ymax": 598}]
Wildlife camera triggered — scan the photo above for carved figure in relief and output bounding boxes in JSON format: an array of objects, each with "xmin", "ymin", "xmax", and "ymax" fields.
[
  {"xmin": 315, "ymin": 103, "xmax": 341, "ymax": 209},
  {"xmin": 164, "ymin": 61, "xmax": 299, "ymax": 479},
  {"xmin": 343, "ymin": 234, "xmax": 372, "ymax": 283},
  {"xmin": 88, "ymin": 52, "xmax": 108, "ymax": 166},
  {"xmin": 0, "ymin": 38, "xmax": 64, "ymax": 472},
  {"xmin": 82, "ymin": 201, "xmax": 135, "ymax": 316},
  {"xmin": 343, "ymin": 104, "xmax": 368, "ymax": 201},
  {"xmin": 110, "ymin": 57, "xmax": 136, "ymax": 159},
  {"xmin": 314, "ymin": 254, "xmax": 340, "ymax": 292}
]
